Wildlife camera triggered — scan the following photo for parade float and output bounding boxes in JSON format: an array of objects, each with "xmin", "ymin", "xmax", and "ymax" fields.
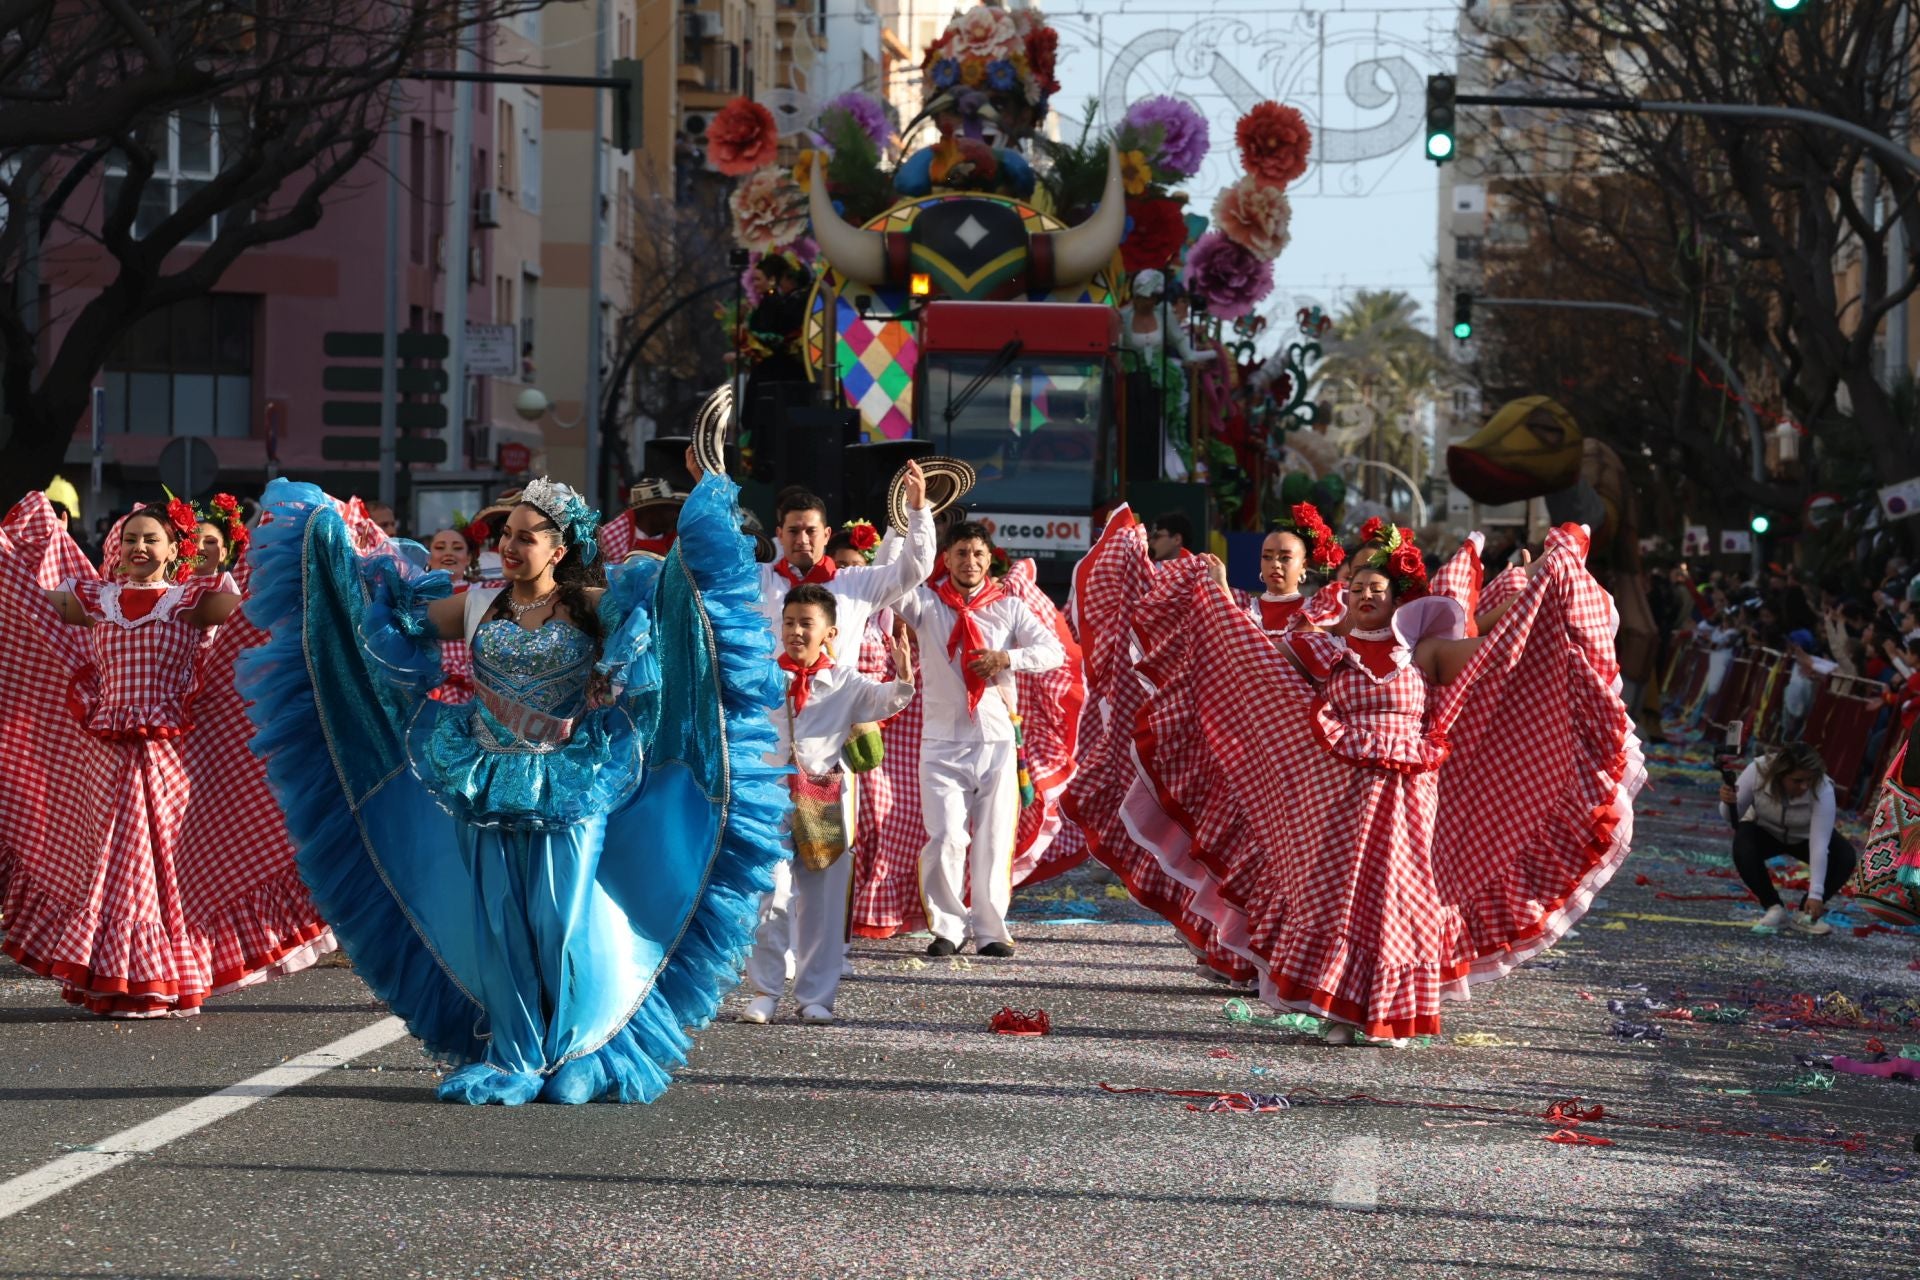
[{"xmin": 713, "ymin": 3, "xmax": 1333, "ymax": 578}]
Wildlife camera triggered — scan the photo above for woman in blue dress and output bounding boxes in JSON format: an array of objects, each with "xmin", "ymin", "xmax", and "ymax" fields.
[{"xmin": 238, "ymin": 471, "xmax": 786, "ymax": 1105}]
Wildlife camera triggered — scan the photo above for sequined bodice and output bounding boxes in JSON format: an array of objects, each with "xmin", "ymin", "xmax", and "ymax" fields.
[{"xmin": 469, "ymin": 619, "xmax": 595, "ymax": 748}]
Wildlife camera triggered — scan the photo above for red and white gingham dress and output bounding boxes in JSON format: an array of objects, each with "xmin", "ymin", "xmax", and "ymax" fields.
[
  {"xmin": 849, "ymin": 560, "xmax": 1089, "ymax": 937},
  {"xmin": 1121, "ymin": 525, "xmax": 1643, "ymax": 1038},
  {"xmin": 0, "ymin": 495, "xmax": 333, "ymax": 1017}
]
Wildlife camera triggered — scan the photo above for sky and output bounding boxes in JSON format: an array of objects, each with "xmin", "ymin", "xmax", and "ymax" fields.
[{"xmin": 1040, "ymin": 0, "xmax": 1454, "ymax": 332}]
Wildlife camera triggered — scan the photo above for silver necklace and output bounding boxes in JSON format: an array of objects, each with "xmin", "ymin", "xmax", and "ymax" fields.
[{"xmin": 506, "ymin": 585, "xmax": 557, "ymax": 619}]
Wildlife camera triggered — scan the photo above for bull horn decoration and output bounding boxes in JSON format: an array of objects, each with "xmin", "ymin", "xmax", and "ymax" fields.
[
  {"xmin": 808, "ymin": 151, "xmax": 887, "ymax": 286},
  {"xmin": 1049, "ymin": 145, "xmax": 1125, "ymax": 285}
]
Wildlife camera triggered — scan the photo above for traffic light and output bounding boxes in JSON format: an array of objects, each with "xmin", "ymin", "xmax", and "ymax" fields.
[
  {"xmin": 1750, "ymin": 513, "xmax": 1772, "ymax": 536},
  {"xmin": 612, "ymin": 57, "xmax": 644, "ymax": 152},
  {"xmin": 1452, "ymin": 290, "xmax": 1473, "ymax": 341},
  {"xmin": 1425, "ymin": 74, "xmax": 1457, "ymax": 162}
]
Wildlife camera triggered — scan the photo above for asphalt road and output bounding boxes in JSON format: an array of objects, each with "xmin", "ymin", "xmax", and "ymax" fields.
[{"xmin": 3, "ymin": 748, "xmax": 1918, "ymax": 1280}]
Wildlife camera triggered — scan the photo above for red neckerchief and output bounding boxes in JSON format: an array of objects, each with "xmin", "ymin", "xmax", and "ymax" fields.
[
  {"xmin": 777, "ymin": 651, "xmax": 832, "ymax": 714},
  {"xmin": 926, "ymin": 562, "xmax": 950, "ymax": 588},
  {"xmin": 774, "ymin": 557, "xmax": 836, "ymax": 588},
  {"xmin": 934, "ymin": 577, "xmax": 1006, "ymax": 714},
  {"xmin": 1257, "ymin": 594, "xmax": 1302, "ymax": 632}
]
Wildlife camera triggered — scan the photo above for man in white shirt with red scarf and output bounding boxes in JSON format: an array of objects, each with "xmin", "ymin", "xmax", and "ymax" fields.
[
  {"xmin": 895, "ymin": 522, "xmax": 1064, "ymax": 957},
  {"xmin": 754, "ymin": 468, "xmax": 936, "ymax": 638}
]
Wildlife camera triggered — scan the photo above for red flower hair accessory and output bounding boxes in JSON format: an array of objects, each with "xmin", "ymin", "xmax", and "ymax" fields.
[
  {"xmin": 988, "ymin": 545, "xmax": 1012, "ymax": 579},
  {"xmin": 1273, "ymin": 501, "xmax": 1342, "ymax": 572},
  {"xmin": 1236, "ymin": 101, "xmax": 1313, "ymax": 189},
  {"xmin": 707, "ymin": 97, "xmax": 780, "ymax": 176},
  {"xmin": 164, "ymin": 496, "xmax": 198, "ymax": 539},
  {"xmin": 840, "ymin": 518, "xmax": 880, "ymax": 564},
  {"xmin": 1355, "ymin": 519, "xmax": 1427, "ymax": 599}
]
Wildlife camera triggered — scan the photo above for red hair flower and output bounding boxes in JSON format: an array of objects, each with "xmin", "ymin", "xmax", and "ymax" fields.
[
  {"xmin": 846, "ymin": 521, "xmax": 879, "ymax": 552},
  {"xmin": 1312, "ymin": 538, "xmax": 1345, "ymax": 569},
  {"xmin": 1389, "ymin": 542, "xmax": 1424, "ymax": 580},
  {"xmin": 1359, "ymin": 515, "xmax": 1385, "ymax": 544},
  {"xmin": 212, "ymin": 492, "xmax": 240, "ymax": 516},
  {"xmin": 165, "ymin": 497, "xmax": 198, "ymax": 538},
  {"xmin": 1290, "ymin": 502, "xmax": 1325, "ymax": 535},
  {"xmin": 707, "ymin": 97, "xmax": 780, "ymax": 176},
  {"xmin": 1236, "ymin": 101, "xmax": 1313, "ymax": 189},
  {"xmin": 988, "ymin": 545, "xmax": 1011, "ymax": 579},
  {"xmin": 465, "ymin": 517, "xmax": 493, "ymax": 545}
]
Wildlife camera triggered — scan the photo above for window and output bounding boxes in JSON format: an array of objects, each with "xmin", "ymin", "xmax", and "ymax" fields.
[
  {"xmin": 409, "ymin": 118, "xmax": 426, "ymax": 262},
  {"xmin": 497, "ymin": 100, "xmax": 517, "ymax": 194},
  {"xmin": 495, "ymin": 275, "xmax": 513, "ymax": 332},
  {"xmin": 1454, "ymin": 236, "xmax": 1482, "ymax": 262},
  {"xmin": 103, "ymin": 104, "xmax": 243, "ymax": 243},
  {"xmin": 520, "ymin": 95, "xmax": 542, "ymax": 214},
  {"xmin": 104, "ymin": 295, "xmax": 256, "ymax": 438},
  {"xmin": 520, "ymin": 273, "xmax": 538, "ymax": 369},
  {"xmin": 615, "ymin": 168, "xmax": 633, "ymax": 250}
]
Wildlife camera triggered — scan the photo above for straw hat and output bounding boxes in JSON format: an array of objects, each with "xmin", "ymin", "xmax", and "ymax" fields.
[
  {"xmin": 627, "ymin": 477, "xmax": 686, "ymax": 514},
  {"xmin": 691, "ymin": 384, "xmax": 733, "ymax": 478},
  {"xmin": 888, "ymin": 455, "xmax": 976, "ymax": 532}
]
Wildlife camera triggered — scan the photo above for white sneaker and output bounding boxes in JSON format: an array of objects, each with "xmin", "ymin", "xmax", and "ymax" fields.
[
  {"xmin": 738, "ymin": 995, "xmax": 777, "ymax": 1024},
  {"xmin": 1324, "ymin": 1022, "xmax": 1357, "ymax": 1046},
  {"xmin": 799, "ymin": 1003, "xmax": 835, "ymax": 1024},
  {"xmin": 1792, "ymin": 912, "xmax": 1833, "ymax": 936},
  {"xmin": 1753, "ymin": 904, "xmax": 1791, "ymax": 932}
]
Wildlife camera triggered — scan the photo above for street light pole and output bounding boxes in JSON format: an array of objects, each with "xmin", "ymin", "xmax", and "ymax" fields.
[
  {"xmin": 583, "ymin": 0, "xmax": 609, "ymax": 513},
  {"xmin": 1476, "ymin": 295, "xmax": 1765, "ymax": 578}
]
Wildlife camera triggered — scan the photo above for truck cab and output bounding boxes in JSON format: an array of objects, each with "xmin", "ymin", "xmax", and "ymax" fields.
[{"xmin": 914, "ymin": 300, "xmax": 1121, "ymax": 590}]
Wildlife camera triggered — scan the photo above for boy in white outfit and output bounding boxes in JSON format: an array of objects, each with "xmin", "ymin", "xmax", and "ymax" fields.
[
  {"xmin": 741, "ymin": 584, "xmax": 916, "ymax": 1024},
  {"xmin": 895, "ymin": 523, "xmax": 1064, "ymax": 957}
]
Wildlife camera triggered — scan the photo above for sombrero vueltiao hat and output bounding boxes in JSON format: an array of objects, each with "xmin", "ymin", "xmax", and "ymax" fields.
[
  {"xmin": 888, "ymin": 456, "xmax": 976, "ymax": 532},
  {"xmin": 627, "ymin": 477, "xmax": 687, "ymax": 513},
  {"xmin": 692, "ymin": 384, "xmax": 733, "ymax": 478}
]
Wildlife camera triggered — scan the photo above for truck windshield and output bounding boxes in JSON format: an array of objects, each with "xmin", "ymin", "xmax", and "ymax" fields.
[{"xmin": 924, "ymin": 354, "xmax": 1103, "ymax": 510}]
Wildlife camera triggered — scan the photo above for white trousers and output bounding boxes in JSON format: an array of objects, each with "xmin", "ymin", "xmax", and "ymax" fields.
[
  {"xmin": 917, "ymin": 738, "xmax": 1019, "ymax": 946},
  {"xmin": 746, "ymin": 784, "xmax": 855, "ymax": 1010}
]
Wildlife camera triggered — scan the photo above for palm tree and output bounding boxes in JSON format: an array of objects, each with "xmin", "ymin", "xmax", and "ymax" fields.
[{"xmin": 1315, "ymin": 290, "xmax": 1455, "ymax": 493}]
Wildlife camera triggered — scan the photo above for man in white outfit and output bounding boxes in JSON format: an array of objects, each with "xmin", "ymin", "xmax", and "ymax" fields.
[
  {"xmin": 748, "ymin": 469, "xmax": 936, "ymax": 988},
  {"xmin": 895, "ymin": 522, "xmax": 1064, "ymax": 957}
]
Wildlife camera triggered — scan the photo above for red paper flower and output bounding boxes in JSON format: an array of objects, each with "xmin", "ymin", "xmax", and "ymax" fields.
[
  {"xmin": 465, "ymin": 518, "xmax": 492, "ymax": 544},
  {"xmin": 165, "ymin": 497, "xmax": 198, "ymax": 538},
  {"xmin": 1390, "ymin": 542, "xmax": 1425, "ymax": 582},
  {"xmin": 212, "ymin": 492, "xmax": 240, "ymax": 516},
  {"xmin": 988, "ymin": 545, "xmax": 1011, "ymax": 578},
  {"xmin": 1397, "ymin": 525, "xmax": 1416, "ymax": 545},
  {"xmin": 1359, "ymin": 516, "xmax": 1385, "ymax": 544},
  {"xmin": 708, "ymin": 97, "xmax": 779, "ymax": 176},
  {"xmin": 847, "ymin": 522, "xmax": 879, "ymax": 552},
  {"xmin": 1290, "ymin": 502, "xmax": 1325, "ymax": 535},
  {"xmin": 1236, "ymin": 101, "xmax": 1313, "ymax": 189},
  {"xmin": 1024, "ymin": 25, "xmax": 1060, "ymax": 97},
  {"xmin": 1312, "ymin": 539, "xmax": 1345, "ymax": 569},
  {"xmin": 1121, "ymin": 197, "xmax": 1189, "ymax": 273},
  {"xmin": 228, "ymin": 520, "xmax": 251, "ymax": 550}
]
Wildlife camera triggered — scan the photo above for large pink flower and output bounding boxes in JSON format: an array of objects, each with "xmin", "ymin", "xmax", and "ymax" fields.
[
  {"xmin": 708, "ymin": 97, "xmax": 780, "ymax": 176},
  {"xmin": 948, "ymin": 4, "xmax": 1019, "ymax": 60},
  {"xmin": 1182, "ymin": 231, "xmax": 1274, "ymax": 322},
  {"xmin": 729, "ymin": 166, "xmax": 807, "ymax": 253},
  {"xmin": 1213, "ymin": 176, "xmax": 1293, "ymax": 261}
]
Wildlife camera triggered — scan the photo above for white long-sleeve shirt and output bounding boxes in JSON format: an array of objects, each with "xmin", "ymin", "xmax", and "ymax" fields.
[
  {"xmin": 1721, "ymin": 758, "xmax": 1837, "ymax": 901},
  {"xmin": 767, "ymin": 661, "xmax": 916, "ymax": 775},
  {"xmin": 756, "ymin": 506, "xmax": 936, "ymax": 658},
  {"xmin": 895, "ymin": 581, "xmax": 1065, "ymax": 743}
]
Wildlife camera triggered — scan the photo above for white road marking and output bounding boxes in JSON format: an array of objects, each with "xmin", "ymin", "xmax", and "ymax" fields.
[
  {"xmin": 1327, "ymin": 1134, "xmax": 1381, "ymax": 1212},
  {"xmin": 0, "ymin": 1015, "xmax": 408, "ymax": 1221}
]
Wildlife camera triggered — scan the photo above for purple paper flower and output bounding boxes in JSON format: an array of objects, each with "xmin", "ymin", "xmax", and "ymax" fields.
[
  {"xmin": 1123, "ymin": 95, "xmax": 1210, "ymax": 179},
  {"xmin": 824, "ymin": 91, "xmax": 891, "ymax": 148},
  {"xmin": 1181, "ymin": 232, "xmax": 1273, "ymax": 321}
]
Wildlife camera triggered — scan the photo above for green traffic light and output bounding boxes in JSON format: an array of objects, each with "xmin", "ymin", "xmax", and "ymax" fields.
[
  {"xmin": 1452, "ymin": 321, "xmax": 1472, "ymax": 340},
  {"xmin": 1750, "ymin": 514, "xmax": 1771, "ymax": 535},
  {"xmin": 1426, "ymin": 133, "xmax": 1455, "ymax": 160}
]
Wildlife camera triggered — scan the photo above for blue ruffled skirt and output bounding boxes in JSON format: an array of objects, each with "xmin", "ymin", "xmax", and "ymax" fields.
[{"xmin": 238, "ymin": 477, "xmax": 788, "ymax": 1104}]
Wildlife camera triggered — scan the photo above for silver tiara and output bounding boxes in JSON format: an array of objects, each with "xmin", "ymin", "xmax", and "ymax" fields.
[{"xmin": 518, "ymin": 476, "xmax": 600, "ymax": 563}]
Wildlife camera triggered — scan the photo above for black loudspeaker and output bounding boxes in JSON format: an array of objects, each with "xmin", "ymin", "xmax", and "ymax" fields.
[
  {"xmin": 1123, "ymin": 369, "xmax": 1164, "ymax": 484},
  {"xmin": 843, "ymin": 439, "xmax": 936, "ymax": 527},
  {"xmin": 642, "ymin": 436, "xmax": 695, "ymax": 494},
  {"xmin": 767, "ymin": 406, "xmax": 861, "ymax": 523},
  {"xmin": 746, "ymin": 380, "xmax": 814, "ymax": 482}
]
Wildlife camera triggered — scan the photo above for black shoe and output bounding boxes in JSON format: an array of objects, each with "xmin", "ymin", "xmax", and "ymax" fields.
[
  {"xmin": 977, "ymin": 941, "xmax": 1015, "ymax": 958},
  {"xmin": 926, "ymin": 937, "xmax": 958, "ymax": 957}
]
